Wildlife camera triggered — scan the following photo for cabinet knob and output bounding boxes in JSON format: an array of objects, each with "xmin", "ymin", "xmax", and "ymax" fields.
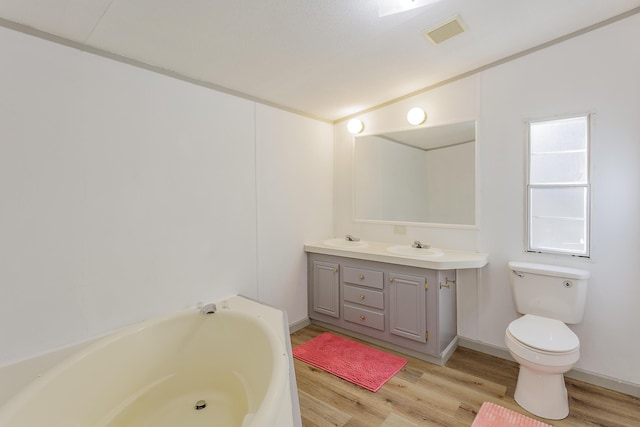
[
  {"xmin": 333, "ymin": 268, "xmax": 337, "ymax": 273},
  {"xmin": 359, "ymin": 294, "xmax": 365, "ymax": 300},
  {"xmin": 359, "ymin": 315, "xmax": 366, "ymax": 321},
  {"xmin": 389, "ymin": 278, "xmax": 394, "ymax": 283},
  {"xmin": 359, "ymin": 274, "xmax": 365, "ymax": 280}
]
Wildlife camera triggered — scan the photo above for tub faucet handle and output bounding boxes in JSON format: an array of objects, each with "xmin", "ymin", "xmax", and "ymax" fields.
[{"xmin": 200, "ymin": 303, "xmax": 217, "ymax": 315}]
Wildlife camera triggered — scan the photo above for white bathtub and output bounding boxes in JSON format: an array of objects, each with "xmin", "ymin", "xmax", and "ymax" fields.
[{"xmin": 0, "ymin": 295, "xmax": 301, "ymax": 427}]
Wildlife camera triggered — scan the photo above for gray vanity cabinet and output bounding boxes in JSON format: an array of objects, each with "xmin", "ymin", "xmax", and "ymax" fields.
[{"xmin": 307, "ymin": 253, "xmax": 458, "ymax": 364}]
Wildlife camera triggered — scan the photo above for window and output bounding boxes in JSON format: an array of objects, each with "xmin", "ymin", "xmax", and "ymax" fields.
[{"xmin": 527, "ymin": 115, "xmax": 590, "ymax": 256}]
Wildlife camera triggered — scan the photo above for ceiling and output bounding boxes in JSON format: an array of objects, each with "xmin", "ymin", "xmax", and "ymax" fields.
[{"xmin": 1, "ymin": 0, "xmax": 639, "ymax": 122}]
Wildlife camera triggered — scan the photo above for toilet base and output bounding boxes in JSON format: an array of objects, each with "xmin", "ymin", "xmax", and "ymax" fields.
[{"xmin": 514, "ymin": 365, "xmax": 569, "ymax": 420}]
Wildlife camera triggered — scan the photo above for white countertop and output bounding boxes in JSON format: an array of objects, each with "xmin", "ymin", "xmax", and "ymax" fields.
[{"xmin": 304, "ymin": 239, "xmax": 488, "ymax": 270}]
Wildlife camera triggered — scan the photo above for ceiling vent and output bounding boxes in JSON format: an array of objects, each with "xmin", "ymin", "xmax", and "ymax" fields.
[{"xmin": 422, "ymin": 15, "xmax": 466, "ymax": 45}]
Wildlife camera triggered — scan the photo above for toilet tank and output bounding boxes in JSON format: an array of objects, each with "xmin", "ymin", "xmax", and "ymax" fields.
[{"xmin": 508, "ymin": 261, "xmax": 590, "ymax": 324}]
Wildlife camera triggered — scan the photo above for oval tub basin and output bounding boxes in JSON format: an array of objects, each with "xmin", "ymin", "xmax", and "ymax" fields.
[{"xmin": 0, "ymin": 296, "xmax": 298, "ymax": 427}]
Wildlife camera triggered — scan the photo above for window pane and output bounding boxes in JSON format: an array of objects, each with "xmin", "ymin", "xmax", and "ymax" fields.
[
  {"xmin": 530, "ymin": 116, "xmax": 587, "ymax": 153},
  {"xmin": 530, "ymin": 187, "xmax": 587, "ymax": 219},
  {"xmin": 530, "ymin": 151, "xmax": 587, "ymax": 184},
  {"xmin": 529, "ymin": 116, "xmax": 588, "ymax": 184},
  {"xmin": 529, "ymin": 216, "xmax": 587, "ymax": 254},
  {"xmin": 529, "ymin": 187, "xmax": 587, "ymax": 254}
]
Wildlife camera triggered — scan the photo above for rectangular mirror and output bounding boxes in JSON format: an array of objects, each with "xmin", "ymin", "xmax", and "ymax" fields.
[{"xmin": 354, "ymin": 121, "xmax": 476, "ymax": 226}]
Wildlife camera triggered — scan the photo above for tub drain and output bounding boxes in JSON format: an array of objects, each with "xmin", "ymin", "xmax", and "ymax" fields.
[{"xmin": 194, "ymin": 400, "xmax": 207, "ymax": 410}]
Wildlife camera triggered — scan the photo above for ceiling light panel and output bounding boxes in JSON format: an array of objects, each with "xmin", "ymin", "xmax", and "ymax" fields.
[{"xmin": 378, "ymin": 0, "xmax": 441, "ymax": 18}]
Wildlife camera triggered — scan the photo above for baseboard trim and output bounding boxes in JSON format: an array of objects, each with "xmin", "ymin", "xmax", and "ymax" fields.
[
  {"xmin": 457, "ymin": 337, "xmax": 640, "ymax": 398},
  {"xmin": 457, "ymin": 337, "xmax": 514, "ymax": 361},
  {"xmin": 565, "ymin": 368, "xmax": 640, "ymax": 398},
  {"xmin": 289, "ymin": 317, "xmax": 311, "ymax": 333}
]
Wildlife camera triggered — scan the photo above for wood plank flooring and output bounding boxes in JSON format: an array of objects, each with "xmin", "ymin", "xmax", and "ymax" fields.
[{"xmin": 291, "ymin": 325, "xmax": 640, "ymax": 427}]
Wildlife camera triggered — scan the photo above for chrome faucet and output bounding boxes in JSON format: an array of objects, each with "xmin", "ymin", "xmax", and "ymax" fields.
[
  {"xmin": 200, "ymin": 303, "xmax": 217, "ymax": 315},
  {"xmin": 345, "ymin": 234, "xmax": 360, "ymax": 242},
  {"xmin": 412, "ymin": 240, "xmax": 430, "ymax": 249}
]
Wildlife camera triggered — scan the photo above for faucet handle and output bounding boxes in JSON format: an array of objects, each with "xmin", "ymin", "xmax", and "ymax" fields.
[
  {"xmin": 346, "ymin": 234, "xmax": 360, "ymax": 242},
  {"xmin": 412, "ymin": 240, "xmax": 430, "ymax": 249}
]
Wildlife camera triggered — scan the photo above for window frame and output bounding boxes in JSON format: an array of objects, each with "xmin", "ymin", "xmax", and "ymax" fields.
[{"xmin": 525, "ymin": 114, "xmax": 592, "ymax": 258}]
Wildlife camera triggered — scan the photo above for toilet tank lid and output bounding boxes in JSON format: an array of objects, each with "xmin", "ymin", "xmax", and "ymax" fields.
[{"xmin": 508, "ymin": 261, "xmax": 590, "ymax": 279}]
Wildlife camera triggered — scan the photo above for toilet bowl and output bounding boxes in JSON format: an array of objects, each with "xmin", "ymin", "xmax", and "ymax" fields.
[{"xmin": 505, "ymin": 314, "xmax": 580, "ymax": 419}]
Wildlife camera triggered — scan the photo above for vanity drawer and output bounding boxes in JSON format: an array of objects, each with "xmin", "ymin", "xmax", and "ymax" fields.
[
  {"xmin": 343, "ymin": 267, "xmax": 383, "ymax": 289},
  {"xmin": 343, "ymin": 284, "xmax": 384, "ymax": 310},
  {"xmin": 344, "ymin": 304, "xmax": 385, "ymax": 331}
]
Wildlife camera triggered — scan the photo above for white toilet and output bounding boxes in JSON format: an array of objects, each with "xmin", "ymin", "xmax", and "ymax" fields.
[{"xmin": 505, "ymin": 261, "xmax": 590, "ymax": 420}]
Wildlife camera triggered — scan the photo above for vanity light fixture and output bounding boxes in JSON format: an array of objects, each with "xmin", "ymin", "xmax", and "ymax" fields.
[
  {"xmin": 407, "ymin": 107, "xmax": 427, "ymax": 126},
  {"xmin": 347, "ymin": 118, "xmax": 365, "ymax": 134}
]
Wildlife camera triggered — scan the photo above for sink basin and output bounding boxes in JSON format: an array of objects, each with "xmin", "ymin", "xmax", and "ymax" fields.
[
  {"xmin": 322, "ymin": 238, "xmax": 368, "ymax": 248},
  {"xmin": 387, "ymin": 245, "xmax": 443, "ymax": 258}
]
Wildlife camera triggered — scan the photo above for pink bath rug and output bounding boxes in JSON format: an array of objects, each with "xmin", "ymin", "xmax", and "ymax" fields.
[
  {"xmin": 472, "ymin": 402, "xmax": 553, "ymax": 427},
  {"xmin": 293, "ymin": 332, "xmax": 407, "ymax": 392}
]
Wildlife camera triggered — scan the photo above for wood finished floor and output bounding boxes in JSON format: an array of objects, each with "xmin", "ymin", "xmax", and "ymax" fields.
[{"xmin": 291, "ymin": 325, "xmax": 640, "ymax": 427}]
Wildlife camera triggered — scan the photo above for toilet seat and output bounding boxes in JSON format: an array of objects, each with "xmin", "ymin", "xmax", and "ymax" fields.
[
  {"xmin": 505, "ymin": 329, "xmax": 580, "ymax": 370},
  {"xmin": 508, "ymin": 314, "xmax": 579, "ymax": 353}
]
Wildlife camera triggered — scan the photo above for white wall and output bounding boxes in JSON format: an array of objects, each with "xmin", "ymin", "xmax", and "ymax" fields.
[
  {"xmin": 334, "ymin": 14, "xmax": 640, "ymax": 387},
  {"xmin": 0, "ymin": 25, "xmax": 333, "ymax": 370},
  {"xmin": 255, "ymin": 105, "xmax": 334, "ymax": 324}
]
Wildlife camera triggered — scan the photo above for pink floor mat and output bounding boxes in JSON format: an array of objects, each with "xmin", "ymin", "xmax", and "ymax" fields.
[
  {"xmin": 472, "ymin": 402, "xmax": 553, "ymax": 427},
  {"xmin": 292, "ymin": 332, "xmax": 407, "ymax": 392}
]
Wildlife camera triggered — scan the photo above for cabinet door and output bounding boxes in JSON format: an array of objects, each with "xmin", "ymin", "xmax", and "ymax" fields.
[
  {"xmin": 389, "ymin": 272, "xmax": 426, "ymax": 343},
  {"xmin": 312, "ymin": 261, "xmax": 340, "ymax": 318}
]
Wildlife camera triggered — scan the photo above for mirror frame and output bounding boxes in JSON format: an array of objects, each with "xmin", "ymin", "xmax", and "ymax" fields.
[{"xmin": 351, "ymin": 119, "xmax": 479, "ymax": 229}]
